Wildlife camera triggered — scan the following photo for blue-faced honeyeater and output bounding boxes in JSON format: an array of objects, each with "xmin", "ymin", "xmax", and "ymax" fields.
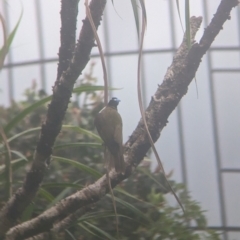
[{"xmin": 94, "ymin": 97, "xmax": 125, "ymax": 173}]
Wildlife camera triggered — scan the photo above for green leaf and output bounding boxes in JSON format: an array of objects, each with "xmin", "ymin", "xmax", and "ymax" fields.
[
  {"xmin": 62, "ymin": 125, "xmax": 102, "ymax": 142},
  {"xmin": 78, "ymin": 211, "xmax": 130, "ymax": 222},
  {"xmin": 137, "ymin": 167, "xmax": 168, "ymax": 192},
  {"xmin": 53, "ymin": 156, "xmax": 102, "ymax": 178},
  {"xmin": 4, "ymin": 97, "xmax": 51, "ymax": 134},
  {"xmin": 54, "ymin": 142, "xmax": 101, "ymax": 150},
  {"xmin": 0, "ymin": 158, "xmax": 28, "ymax": 174},
  {"xmin": 10, "ymin": 150, "xmax": 28, "ymax": 162},
  {"xmin": 175, "ymin": 0, "xmax": 184, "ymax": 32},
  {"xmin": 0, "ymin": 127, "xmax": 12, "ymax": 198},
  {"xmin": 78, "ymin": 223, "xmax": 102, "ymax": 239},
  {"xmin": 0, "ymin": 13, "xmax": 7, "ymax": 70},
  {"xmin": 184, "ymin": 0, "xmax": 198, "ymax": 97},
  {"xmin": 6, "ymin": 127, "xmax": 41, "ymax": 144},
  {"xmin": 46, "ymin": 179, "xmax": 81, "ymax": 209},
  {"xmin": 42, "ymin": 182, "xmax": 82, "ymax": 189},
  {"xmin": 4, "ymin": 85, "xmax": 119, "ymax": 134},
  {"xmin": 0, "ymin": 9, "xmax": 23, "ymax": 69},
  {"xmin": 38, "ymin": 188, "xmax": 55, "ymax": 202},
  {"xmin": 131, "ymin": 0, "xmax": 147, "ymax": 38},
  {"xmin": 0, "ymin": 125, "xmax": 100, "ymax": 149},
  {"xmin": 84, "ymin": 221, "xmax": 117, "ymax": 240},
  {"xmin": 185, "ymin": 0, "xmax": 191, "ymax": 48},
  {"xmin": 139, "ymin": 0, "xmax": 147, "ymax": 26},
  {"xmin": 65, "ymin": 229, "xmax": 77, "ymax": 240},
  {"xmin": 0, "ymin": 150, "xmax": 28, "ymax": 182},
  {"xmin": 11, "ymin": 159, "xmax": 28, "ymax": 174},
  {"xmin": 131, "ymin": 0, "xmax": 140, "ymax": 37},
  {"xmin": 21, "ymin": 203, "xmax": 35, "ymax": 222},
  {"xmin": 115, "ymin": 187, "xmax": 155, "ymax": 208},
  {"xmin": 107, "ymin": 195, "xmax": 150, "ymax": 223}
]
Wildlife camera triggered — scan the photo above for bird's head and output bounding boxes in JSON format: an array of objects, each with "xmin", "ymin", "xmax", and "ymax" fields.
[{"xmin": 108, "ymin": 97, "xmax": 120, "ymax": 108}]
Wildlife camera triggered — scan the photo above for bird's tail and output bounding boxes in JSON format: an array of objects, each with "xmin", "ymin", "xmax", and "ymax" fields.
[{"xmin": 105, "ymin": 148, "xmax": 125, "ymax": 174}]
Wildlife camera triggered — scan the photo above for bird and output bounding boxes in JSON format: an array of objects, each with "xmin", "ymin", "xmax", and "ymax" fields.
[{"xmin": 94, "ymin": 97, "xmax": 125, "ymax": 174}]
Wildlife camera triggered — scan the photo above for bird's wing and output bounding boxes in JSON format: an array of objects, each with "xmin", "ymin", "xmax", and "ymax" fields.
[
  {"xmin": 94, "ymin": 113, "xmax": 105, "ymax": 142},
  {"xmin": 113, "ymin": 121, "xmax": 125, "ymax": 173},
  {"xmin": 113, "ymin": 123, "xmax": 122, "ymax": 146}
]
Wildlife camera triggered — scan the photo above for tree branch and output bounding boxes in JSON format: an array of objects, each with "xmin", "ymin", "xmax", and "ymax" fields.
[
  {"xmin": 57, "ymin": 0, "xmax": 79, "ymax": 81},
  {"xmin": 3, "ymin": 0, "xmax": 239, "ymax": 239},
  {"xmin": 25, "ymin": 205, "xmax": 93, "ymax": 240},
  {"xmin": 0, "ymin": 0, "xmax": 107, "ymax": 236}
]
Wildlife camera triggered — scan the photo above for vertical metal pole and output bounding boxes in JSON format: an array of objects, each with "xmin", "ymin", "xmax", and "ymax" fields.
[
  {"xmin": 35, "ymin": 0, "xmax": 46, "ymax": 91},
  {"xmin": 237, "ymin": 6, "xmax": 240, "ymax": 62},
  {"xmin": 168, "ymin": 0, "xmax": 188, "ymax": 189},
  {"xmin": 202, "ymin": 1, "xmax": 227, "ymax": 239},
  {"xmin": 102, "ymin": 4, "xmax": 112, "ymax": 100},
  {"xmin": 137, "ymin": 4, "xmax": 147, "ymax": 108}
]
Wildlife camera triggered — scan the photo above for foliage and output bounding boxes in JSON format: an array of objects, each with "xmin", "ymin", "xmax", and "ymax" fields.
[
  {"xmin": 0, "ymin": 9, "xmax": 23, "ymax": 70},
  {"xmin": 0, "ymin": 0, "xmax": 233, "ymax": 238},
  {"xmin": 0, "ymin": 69, "xmax": 220, "ymax": 239},
  {"xmin": 0, "ymin": 78, "xmax": 219, "ymax": 240}
]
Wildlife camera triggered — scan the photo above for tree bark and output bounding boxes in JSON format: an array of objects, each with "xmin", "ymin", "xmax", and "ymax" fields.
[{"xmin": 0, "ymin": 0, "xmax": 107, "ymax": 237}]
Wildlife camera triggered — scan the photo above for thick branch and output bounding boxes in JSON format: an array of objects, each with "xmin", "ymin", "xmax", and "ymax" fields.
[
  {"xmin": 128, "ymin": 0, "xmax": 238, "ymax": 149},
  {"xmin": 25, "ymin": 205, "xmax": 93, "ymax": 240},
  {"xmin": 4, "ymin": 0, "xmax": 239, "ymax": 239},
  {"xmin": 57, "ymin": 0, "xmax": 79, "ymax": 81},
  {"xmin": 0, "ymin": 0, "xmax": 107, "ymax": 236}
]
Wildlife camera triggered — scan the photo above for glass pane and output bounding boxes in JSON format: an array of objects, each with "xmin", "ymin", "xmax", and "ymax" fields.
[
  {"xmin": 109, "ymin": 55, "xmax": 140, "ymax": 142},
  {"xmin": 144, "ymin": 53, "xmax": 173, "ymax": 101},
  {"xmin": 181, "ymin": 61, "xmax": 221, "ymax": 226},
  {"xmin": 153, "ymin": 111, "xmax": 183, "ymax": 183},
  {"xmin": 12, "ymin": 65, "xmax": 41, "ymax": 101},
  {"xmin": 212, "ymin": 7, "xmax": 239, "ymax": 47},
  {"xmin": 104, "ymin": 1, "xmax": 138, "ymax": 52},
  {"xmin": 7, "ymin": 0, "xmax": 40, "ymax": 62},
  {"xmin": 144, "ymin": 0, "xmax": 171, "ymax": 49},
  {"xmin": 40, "ymin": 0, "xmax": 60, "ymax": 59},
  {"xmin": 212, "ymin": 51, "xmax": 240, "ymax": 69},
  {"xmin": 228, "ymin": 231, "xmax": 240, "ymax": 240},
  {"xmin": 214, "ymin": 73, "xmax": 240, "ymax": 168},
  {"xmin": 224, "ymin": 173, "xmax": 240, "ymax": 226}
]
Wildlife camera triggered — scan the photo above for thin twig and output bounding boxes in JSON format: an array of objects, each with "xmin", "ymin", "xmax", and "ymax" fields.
[
  {"xmin": 85, "ymin": 0, "xmax": 108, "ymax": 106},
  {"xmin": 136, "ymin": 2, "xmax": 185, "ymax": 212},
  {"xmin": 85, "ymin": 1, "xmax": 119, "ymax": 237}
]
